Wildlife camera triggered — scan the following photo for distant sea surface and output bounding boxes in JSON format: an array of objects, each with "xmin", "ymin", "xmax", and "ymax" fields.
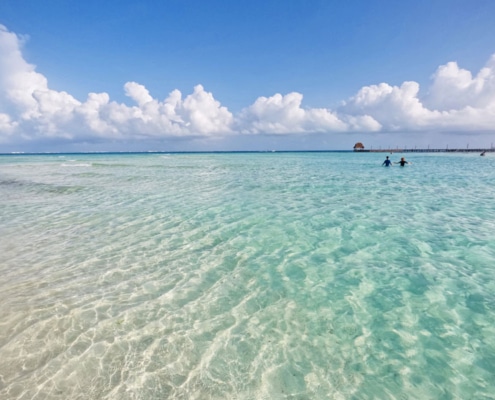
[{"xmin": 1, "ymin": 152, "xmax": 494, "ymax": 399}]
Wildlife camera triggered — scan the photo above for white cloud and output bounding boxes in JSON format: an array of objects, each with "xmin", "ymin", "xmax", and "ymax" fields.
[
  {"xmin": 0, "ymin": 25, "xmax": 234, "ymax": 144},
  {"xmin": 238, "ymin": 92, "xmax": 351, "ymax": 134},
  {"xmin": 181, "ymin": 85, "xmax": 233, "ymax": 134},
  {"xmin": 1, "ymin": 23, "xmax": 495, "ymax": 150},
  {"xmin": 340, "ymin": 81, "xmax": 437, "ymax": 131},
  {"xmin": 340, "ymin": 56, "xmax": 495, "ymax": 133},
  {"xmin": 424, "ymin": 55, "xmax": 495, "ymax": 111},
  {"xmin": 0, "ymin": 25, "xmax": 50, "ymax": 119},
  {"xmin": 124, "ymin": 81, "xmax": 154, "ymax": 106},
  {"xmin": 106, "ymin": 83, "xmax": 234, "ymax": 137},
  {"xmin": 0, "ymin": 113, "xmax": 17, "ymax": 140}
]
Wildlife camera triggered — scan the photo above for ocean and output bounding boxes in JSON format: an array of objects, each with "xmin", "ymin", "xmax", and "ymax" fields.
[{"xmin": 1, "ymin": 152, "xmax": 494, "ymax": 399}]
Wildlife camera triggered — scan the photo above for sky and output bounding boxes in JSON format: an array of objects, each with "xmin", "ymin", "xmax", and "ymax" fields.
[{"xmin": 1, "ymin": 0, "xmax": 495, "ymax": 152}]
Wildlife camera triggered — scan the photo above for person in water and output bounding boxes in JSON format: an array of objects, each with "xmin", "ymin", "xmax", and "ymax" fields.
[
  {"xmin": 395, "ymin": 157, "xmax": 409, "ymax": 166},
  {"xmin": 382, "ymin": 156, "xmax": 393, "ymax": 166}
]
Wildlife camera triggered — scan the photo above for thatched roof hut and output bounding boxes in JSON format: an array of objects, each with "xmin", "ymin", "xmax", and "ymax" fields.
[{"xmin": 353, "ymin": 142, "xmax": 365, "ymax": 151}]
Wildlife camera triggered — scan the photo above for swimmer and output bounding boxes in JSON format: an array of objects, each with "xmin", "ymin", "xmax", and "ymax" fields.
[
  {"xmin": 382, "ymin": 156, "xmax": 393, "ymax": 167},
  {"xmin": 395, "ymin": 157, "xmax": 409, "ymax": 166}
]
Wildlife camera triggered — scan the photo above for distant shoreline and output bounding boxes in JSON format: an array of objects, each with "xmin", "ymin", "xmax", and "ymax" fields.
[
  {"xmin": 1, "ymin": 150, "xmax": 352, "ymax": 156},
  {"xmin": 1, "ymin": 148, "xmax": 493, "ymax": 156}
]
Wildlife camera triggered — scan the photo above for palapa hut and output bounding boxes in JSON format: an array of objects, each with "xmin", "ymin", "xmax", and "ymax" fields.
[{"xmin": 353, "ymin": 142, "xmax": 365, "ymax": 151}]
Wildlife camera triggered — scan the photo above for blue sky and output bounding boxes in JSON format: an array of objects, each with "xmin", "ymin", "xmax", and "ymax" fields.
[{"xmin": 1, "ymin": 0, "xmax": 495, "ymax": 152}]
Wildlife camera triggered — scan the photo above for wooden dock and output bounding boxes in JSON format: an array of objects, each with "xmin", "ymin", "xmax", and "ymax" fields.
[{"xmin": 354, "ymin": 148, "xmax": 494, "ymax": 153}]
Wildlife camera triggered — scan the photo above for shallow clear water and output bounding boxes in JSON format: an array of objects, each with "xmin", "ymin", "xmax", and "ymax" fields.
[{"xmin": 1, "ymin": 152, "xmax": 494, "ymax": 399}]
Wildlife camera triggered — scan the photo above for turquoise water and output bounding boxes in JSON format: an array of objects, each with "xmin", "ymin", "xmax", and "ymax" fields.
[{"xmin": 1, "ymin": 152, "xmax": 494, "ymax": 399}]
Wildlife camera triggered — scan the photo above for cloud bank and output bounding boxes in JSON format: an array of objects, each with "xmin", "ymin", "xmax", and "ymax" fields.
[{"xmin": 1, "ymin": 24, "xmax": 495, "ymax": 150}]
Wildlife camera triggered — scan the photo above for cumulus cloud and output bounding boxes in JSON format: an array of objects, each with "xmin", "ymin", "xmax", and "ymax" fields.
[
  {"xmin": 424, "ymin": 56, "xmax": 495, "ymax": 111},
  {"xmin": 340, "ymin": 55, "xmax": 495, "ymax": 133},
  {"xmin": 340, "ymin": 81, "xmax": 437, "ymax": 131},
  {"xmin": 237, "ymin": 92, "xmax": 349, "ymax": 134},
  {"xmin": 1, "ymin": 23, "xmax": 495, "ymax": 149},
  {"xmin": 0, "ymin": 113, "xmax": 16, "ymax": 135},
  {"xmin": 0, "ymin": 25, "xmax": 234, "ymax": 145}
]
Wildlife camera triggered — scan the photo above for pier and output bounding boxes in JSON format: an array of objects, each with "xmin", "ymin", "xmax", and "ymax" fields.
[
  {"xmin": 352, "ymin": 142, "xmax": 494, "ymax": 153},
  {"xmin": 355, "ymin": 148, "xmax": 494, "ymax": 153}
]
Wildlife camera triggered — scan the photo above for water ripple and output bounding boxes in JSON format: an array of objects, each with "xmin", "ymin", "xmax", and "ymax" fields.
[{"xmin": 1, "ymin": 153, "xmax": 495, "ymax": 399}]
